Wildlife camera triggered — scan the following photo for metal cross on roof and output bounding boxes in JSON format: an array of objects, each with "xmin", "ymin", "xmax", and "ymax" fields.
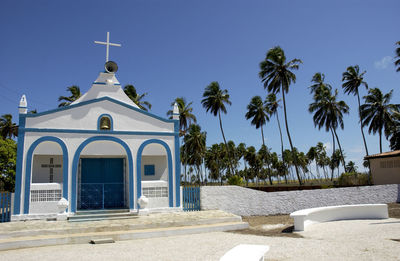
[{"xmin": 94, "ymin": 32, "xmax": 121, "ymax": 62}]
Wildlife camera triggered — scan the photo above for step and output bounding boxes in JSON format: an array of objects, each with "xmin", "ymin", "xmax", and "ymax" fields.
[
  {"xmin": 68, "ymin": 211, "xmax": 137, "ymax": 222},
  {"xmin": 75, "ymin": 209, "xmax": 130, "ymax": 215},
  {"xmin": 0, "ymin": 216, "xmax": 242, "ymax": 240},
  {"xmin": 0, "ymin": 221, "xmax": 249, "ymax": 251}
]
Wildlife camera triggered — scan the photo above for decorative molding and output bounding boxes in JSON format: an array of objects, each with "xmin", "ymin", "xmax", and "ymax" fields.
[
  {"xmin": 24, "ymin": 96, "xmax": 175, "ymax": 123},
  {"xmin": 13, "ymin": 114, "xmax": 26, "ymax": 214}
]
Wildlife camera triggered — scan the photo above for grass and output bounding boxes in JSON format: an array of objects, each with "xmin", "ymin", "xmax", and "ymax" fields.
[{"xmin": 230, "ymin": 202, "xmax": 400, "ymax": 238}]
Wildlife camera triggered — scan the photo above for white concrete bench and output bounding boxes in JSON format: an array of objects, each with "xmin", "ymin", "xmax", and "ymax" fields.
[
  {"xmin": 220, "ymin": 244, "xmax": 269, "ymax": 261},
  {"xmin": 290, "ymin": 204, "xmax": 389, "ymax": 231}
]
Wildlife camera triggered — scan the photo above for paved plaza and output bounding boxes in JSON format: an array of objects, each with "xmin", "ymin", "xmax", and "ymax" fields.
[{"xmin": 1, "ymin": 217, "xmax": 399, "ymax": 260}]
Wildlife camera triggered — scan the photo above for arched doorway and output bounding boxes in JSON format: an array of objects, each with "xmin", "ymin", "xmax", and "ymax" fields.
[
  {"xmin": 137, "ymin": 139, "xmax": 173, "ymax": 208},
  {"xmin": 71, "ymin": 136, "xmax": 134, "ymax": 213},
  {"xmin": 24, "ymin": 136, "xmax": 68, "ymax": 214}
]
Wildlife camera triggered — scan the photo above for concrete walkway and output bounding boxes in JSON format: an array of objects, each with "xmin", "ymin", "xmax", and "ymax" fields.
[
  {"xmin": 1, "ymin": 218, "xmax": 399, "ymax": 260},
  {"xmin": 0, "ymin": 210, "xmax": 248, "ymax": 251}
]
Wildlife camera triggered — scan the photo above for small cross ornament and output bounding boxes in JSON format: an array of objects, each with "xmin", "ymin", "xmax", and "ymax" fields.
[{"xmin": 94, "ymin": 32, "xmax": 121, "ymax": 62}]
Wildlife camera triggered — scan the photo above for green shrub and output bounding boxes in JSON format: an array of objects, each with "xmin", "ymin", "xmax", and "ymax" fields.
[
  {"xmin": 227, "ymin": 175, "xmax": 244, "ymax": 186},
  {"xmin": 338, "ymin": 172, "xmax": 369, "ymax": 186}
]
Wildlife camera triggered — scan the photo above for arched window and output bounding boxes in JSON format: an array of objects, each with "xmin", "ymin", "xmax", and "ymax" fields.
[{"xmin": 97, "ymin": 114, "xmax": 113, "ymax": 131}]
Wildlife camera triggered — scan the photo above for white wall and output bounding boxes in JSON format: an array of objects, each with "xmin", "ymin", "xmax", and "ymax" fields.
[
  {"xmin": 141, "ymin": 156, "xmax": 168, "ymax": 181},
  {"xmin": 200, "ymin": 185, "xmax": 400, "ymax": 216},
  {"xmin": 29, "ymin": 183, "xmax": 62, "ymax": 214},
  {"xmin": 25, "ymin": 100, "xmax": 174, "ymax": 132},
  {"xmin": 20, "ymin": 131, "xmax": 177, "ymax": 214},
  {"xmin": 32, "ymin": 155, "xmax": 63, "ymax": 183},
  {"xmin": 80, "ymin": 140, "xmax": 126, "ymax": 156}
]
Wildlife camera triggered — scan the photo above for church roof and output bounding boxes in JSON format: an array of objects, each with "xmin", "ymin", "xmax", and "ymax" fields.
[{"xmin": 71, "ymin": 71, "xmax": 139, "ymax": 108}]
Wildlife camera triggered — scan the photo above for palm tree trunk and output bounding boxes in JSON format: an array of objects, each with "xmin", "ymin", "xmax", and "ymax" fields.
[
  {"xmin": 281, "ymin": 89, "xmax": 302, "ymax": 185},
  {"xmin": 261, "ymin": 125, "xmax": 265, "ymax": 147},
  {"xmin": 330, "ymin": 127, "xmax": 336, "ymax": 181},
  {"xmin": 357, "ymin": 91, "xmax": 372, "ymax": 184},
  {"xmin": 357, "ymin": 91, "xmax": 369, "ymax": 156},
  {"xmin": 276, "ymin": 113, "xmax": 284, "ymax": 159},
  {"xmin": 218, "ymin": 111, "xmax": 235, "ymax": 175},
  {"xmin": 333, "ymin": 127, "xmax": 346, "ymax": 172},
  {"xmin": 379, "ymin": 128, "xmax": 382, "ymax": 154}
]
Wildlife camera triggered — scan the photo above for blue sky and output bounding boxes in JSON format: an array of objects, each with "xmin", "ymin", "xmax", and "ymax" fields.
[{"xmin": 1, "ymin": 0, "xmax": 399, "ymax": 171}]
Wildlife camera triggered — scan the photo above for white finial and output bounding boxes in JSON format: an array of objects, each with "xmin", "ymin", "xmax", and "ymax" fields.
[
  {"xmin": 172, "ymin": 102, "xmax": 179, "ymax": 120},
  {"xmin": 19, "ymin": 95, "xmax": 27, "ymax": 114},
  {"xmin": 94, "ymin": 32, "xmax": 121, "ymax": 62}
]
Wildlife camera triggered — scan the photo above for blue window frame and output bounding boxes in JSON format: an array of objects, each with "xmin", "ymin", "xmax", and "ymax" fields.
[{"xmin": 144, "ymin": 164, "xmax": 155, "ymax": 176}]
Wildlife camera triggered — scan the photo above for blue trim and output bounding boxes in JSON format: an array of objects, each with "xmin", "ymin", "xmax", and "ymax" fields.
[
  {"xmin": 24, "ymin": 96, "xmax": 175, "ymax": 123},
  {"xmin": 23, "ymin": 128, "xmax": 178, "ymax": 136},
  {"xmin": 13, "ymin": 114, "xmax": 26, "ymax": 214},
  {"xmin": 93, "ymin": 82, "xmax": 121, "ymax": 86},
  {"xmin": 137, "ymin": 139, "xmax": 173, "ymax": 208},
  {"xmin": 97, "ymin": 114, "xmax": 114, "ymax": 131},
  {"xmin": 23, "ymin": 136, "xmax": 69, "ymax": 214},
  {"xmin": 18, "ymin": 106, "xmax": 27, "ymax": 109},
  {"xmin": 174, "ymin": 120, "xmax": 181, "ymax": 207},
  {"xmin": 71, "ymin": 136, "xmax": 134, "ymax": 212}
]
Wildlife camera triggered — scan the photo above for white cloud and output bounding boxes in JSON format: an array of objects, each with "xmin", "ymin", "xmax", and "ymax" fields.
[
  {"xmin": 374, "ymin": 56, "xmax": 392, "ymax": 69},
  {"xmin": 323, "ymin": 142, "xmax": 332, "ymax": 153}
]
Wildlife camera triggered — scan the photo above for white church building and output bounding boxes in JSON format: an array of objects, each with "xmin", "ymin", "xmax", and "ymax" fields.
[{"xmin": 12, "ymin": 35, "xmax": 181, "ymax": 220}]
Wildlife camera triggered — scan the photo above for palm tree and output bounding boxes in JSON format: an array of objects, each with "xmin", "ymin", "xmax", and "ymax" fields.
[
  {"xmin": 342, "ymin": 65, "xmax": 369, "ymax": 156},
  {"xmin": 167, "ymin": 97, "xmax": 197, "ymax": 136},
  {"xmin": 201, "ymin": 81, "xmax": 234, "ymax": 175},
  {"xmin": 309, "ymin": 73, "xmax": 332, "ymax": 94},
  {"xmin": 388, "ymin": 111, "xmax": 400, "ymax": 150},
  {"xmin": 0, "ymin": 114, "xmax": 18, "ymax": 139},
  {"xmin": 123, "ymin": 84, "xmax": 152, "ymax": 111},
  {"xmin": 245, "ymin": 96, "xmax": 270, "ymax": 146},
  {"xmin": 265, "ymin": 93, "xmax": 284, "ymax": 158},
  {"xmin": 395, "ymin": 41, "xmax": 400, "ymax": 72},
  {"xmin": 309, "ymin": 86, "xmax": 349, "ymax": 172},
  {"xmin": 259, "ymin": 46, "xmax": 303, "ymax": 185},
  {"xmin": 58, "ymin": 85, "xmax": 81, "ymax": 107},
  {"xmin": 307, "ymin": 146, "xmax": 319, "ymax": 179},
  {"xmin": 315, "ymin": 142, "xmax": 329, "ymax": 179},
  {"xmin": 167, "ymin": 97, "xmax": 197, "ymax": 184},
  {"xmin": 360, "ymin": 88, "xmax": 400, "ymax": 153},
  {"xmin": 183, "ymin": 124, "xmax": 206, "ymax": 183}
]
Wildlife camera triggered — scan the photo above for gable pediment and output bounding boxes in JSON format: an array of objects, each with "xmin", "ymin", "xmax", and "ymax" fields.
[{"xmin": 24, "ymin": 97, "xmax": 175, "ymax": 133}]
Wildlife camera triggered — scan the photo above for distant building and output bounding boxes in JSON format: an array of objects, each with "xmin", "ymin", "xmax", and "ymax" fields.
[{"xmin": 365, "ymin": 150, "xmax": 400, "ymax": 185}]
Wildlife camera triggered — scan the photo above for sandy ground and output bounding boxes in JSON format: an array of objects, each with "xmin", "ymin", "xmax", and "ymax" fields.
[{"xmin": 0, "ymin": 218, "xmax": 399, "ymax": 261}]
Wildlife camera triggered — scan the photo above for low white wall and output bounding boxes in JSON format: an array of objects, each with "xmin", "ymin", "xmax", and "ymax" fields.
[
  {"xmin": 29, "ymin": 183, "xmax": 62, "ymax": 214},
  {"xmin": 200, "ymin": 184, "xmax": 400, "ymax": 216}
]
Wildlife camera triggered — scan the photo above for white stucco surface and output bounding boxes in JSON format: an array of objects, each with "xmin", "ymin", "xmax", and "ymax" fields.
[
  {"xmin": 25, "ymin": 100, "xmax": 174, "ymax": 132},
  {"xmin": 141, "ymin": 156, "xmax": 168, "ymax": 181},
  {"xmin": 15, "ymin": 69, "xmax": 181, "ymax": 218},
  {"xmin": 32, "ymin": 155, "xmax": 63, "ymax": 183},
  {"xmin": 200, "ymin": 185, "xmax": 400, "ymax": 216},
  {"xmin": 29, "ymin": 183, "xmax": 62, "ymax": 214}
]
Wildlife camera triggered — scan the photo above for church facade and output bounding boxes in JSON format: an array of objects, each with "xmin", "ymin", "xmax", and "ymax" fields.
[{"xmin": 12, "ymin": 64, "xmax": 181, "ymax": 220}]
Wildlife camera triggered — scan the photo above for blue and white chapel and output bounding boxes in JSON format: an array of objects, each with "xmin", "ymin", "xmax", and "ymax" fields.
[{"xmin": 12, "ymin": 33, "xmax": 181, "ymax": 220}]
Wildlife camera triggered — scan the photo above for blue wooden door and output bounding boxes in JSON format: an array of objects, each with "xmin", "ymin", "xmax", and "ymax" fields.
[{"xmin": 79, "ymin": 158, "xmax": 125, "ymax": 210}]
